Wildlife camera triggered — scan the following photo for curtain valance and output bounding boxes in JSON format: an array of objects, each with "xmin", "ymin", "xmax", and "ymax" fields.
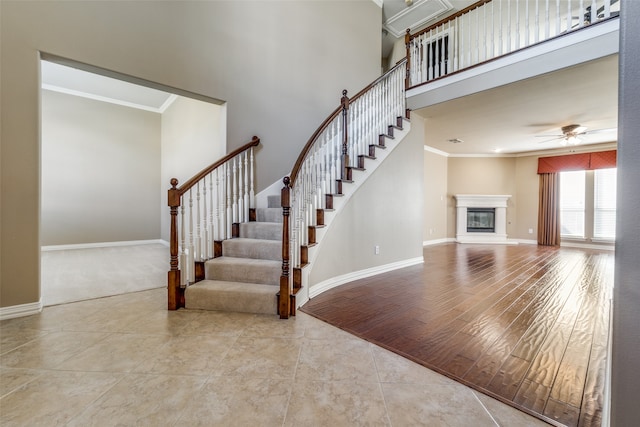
[{"xmin": 537, "ymin": 150, "xmax": 616, "ymax": 174}]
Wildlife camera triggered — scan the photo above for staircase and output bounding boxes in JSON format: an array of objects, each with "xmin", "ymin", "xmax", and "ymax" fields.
[
  {"xmin": 184, "ymin": 195, "xmax": 283, "ymax": 314},
  {"xmin": 168, "ymin": 60, "xmax": 409, "ymax": 318}
]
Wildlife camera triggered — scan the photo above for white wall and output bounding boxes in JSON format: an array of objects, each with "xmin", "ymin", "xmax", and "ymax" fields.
[
  {"xmin": 309, "ymin": 116, "xmax": 425, "ymax": 287},
  {"xmin": 160, "ymin": 97, "xmax": 226, "ymax": 242},
  {"xmin": 41, "ymin": 90, "xmax": 161, "ymax": 245},
  {"xmin": 0, "ymin": 1, "xmax": 381, "ymax": 307}
]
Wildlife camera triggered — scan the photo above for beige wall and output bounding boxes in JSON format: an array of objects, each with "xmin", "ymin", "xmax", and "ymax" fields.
[
  {"xmin": 160, "ymin": 97, "xmax": 226, "ymax": 242},
  {"xmin": 309, "ymin": 116, "xmax": 425, "ymax": 286},
  {"xmin": 423, "ymin": 149, "xmax": 448, "ymax": 242},
  {"xmin": 41, "ymin": 90, "xmax": 161, "ymax": 245},
  {"xmin": 0, "ymin": 1, "xmax": 381, "ymax": 308},
  {"xmin": 447, "ymin": 157, "xmax": 518, "ymax": 238}
]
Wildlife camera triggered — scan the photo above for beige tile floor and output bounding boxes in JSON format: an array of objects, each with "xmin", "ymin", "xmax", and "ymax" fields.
[{"xmin": 0, "ymin": 288, "xmax": 550, "ymax": 426}]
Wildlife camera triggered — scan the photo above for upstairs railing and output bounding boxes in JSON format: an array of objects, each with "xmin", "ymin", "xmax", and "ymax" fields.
[
  {"xmin": 406, "ymin": 0, "xmax": 620, "ymax": 88},
  {"xmin": 167, "ymin": 136, "xmax": 260, "ymax": 310},
  {"xmin": 278, "ymin": 60, "xmax": 407, "ymax": 318}
]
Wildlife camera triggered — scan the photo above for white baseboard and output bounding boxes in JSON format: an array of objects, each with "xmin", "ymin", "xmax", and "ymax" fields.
[
  {"xmin": 561, "ymin": 241, "xmax": 615, "ymax": 251},
  {"xmin": 308, "ymin": 256, "xmax": 424, "ymax": 299},
  {"xmin": 0, "ymin": 300, "xmax": 43, "ymax": 321},
  {"xmin": 423, "ymin": 238, "xmax": 455, "ymax": 246},
  {"xmin": 513, "ymin": 239, "xmax": 538, "ymax": 245},
  {"xmin": 41, "ymin": 239, "xmax": 166, "ymax": 251}
]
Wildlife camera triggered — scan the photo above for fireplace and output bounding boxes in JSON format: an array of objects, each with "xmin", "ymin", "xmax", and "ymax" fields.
[
  {"xmin": 454, "ymin": 195, "xmax": 514, "ymax": 244},
  {"xmin": 467, "ymin": 208, "xmax": 495, "ymax": 232}
]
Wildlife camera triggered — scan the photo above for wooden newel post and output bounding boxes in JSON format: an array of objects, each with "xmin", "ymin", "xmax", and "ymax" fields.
[
  {"xmin": 279, "ymin": 176, "xmax": 291, "ymax": 319},
  {"xmin": 168, "ymin": 178, "xmax": 183, "ymax": 310},
  {"xmin": 340, "ymin": 89, "xmax": 350, "ymax": 180},
  {"xmin": 405, "ymin": 29, "xmax": 411, "ymax": 89}
]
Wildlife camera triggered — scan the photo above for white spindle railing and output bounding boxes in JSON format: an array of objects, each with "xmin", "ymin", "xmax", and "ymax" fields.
[
  {"xmin": 407, "ymin": 0, "xmax": 620, "ymax": 88},
  {"xmin": 279, "ymin": 61, "xmax": 407, "ymax": 318},
  {"xmin": 167, "ymin": 137, "xmax": 260, "ymax": 307}
]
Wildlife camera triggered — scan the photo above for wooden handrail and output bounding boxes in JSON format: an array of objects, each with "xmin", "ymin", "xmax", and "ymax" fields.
[
  {"xmin": 288, "ymin": 58, "xmax": 407, "ymax": 187},
  {"xmin": 406, "ymin": 0, "xmax": 492, "ymax": 42},
  {"xmin": 175, "ymin": 136, "xmax": 260, "ymax": 196}
]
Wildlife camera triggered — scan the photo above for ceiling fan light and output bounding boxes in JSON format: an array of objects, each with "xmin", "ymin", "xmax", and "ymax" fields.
[{"xmin": 566, "ymin": 135, "xmax": 581, "ymax": 145}]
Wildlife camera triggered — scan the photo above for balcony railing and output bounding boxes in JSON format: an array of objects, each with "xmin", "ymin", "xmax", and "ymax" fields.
[{"xmin": 406, "ymin": 0, "xmax": 620, "ymax": 89}]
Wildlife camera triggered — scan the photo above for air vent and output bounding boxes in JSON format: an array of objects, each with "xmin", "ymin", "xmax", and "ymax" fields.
[{"xmin": 384, "ymin": 0, "xmax": 453, "ymax": 38}]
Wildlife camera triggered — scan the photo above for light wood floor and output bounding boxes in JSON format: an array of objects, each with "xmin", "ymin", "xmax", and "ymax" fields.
[{"xmin": 301, "ymin": 243, "xmax": 614, "ymax": 427}]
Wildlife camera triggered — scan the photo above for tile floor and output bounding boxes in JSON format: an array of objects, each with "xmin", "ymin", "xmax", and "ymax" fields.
[{"xmin": 0, "ymin": 288, "xmax": 550, "ymax": 426}]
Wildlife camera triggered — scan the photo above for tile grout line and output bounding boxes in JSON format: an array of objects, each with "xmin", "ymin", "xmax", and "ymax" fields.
[
  {"xmin": 369, "ymin": 343, "xmax": 394, "ymax": 426},
  {"xmin": 472, "ymin": 390, "xmax": 501, "ymax": 427}
]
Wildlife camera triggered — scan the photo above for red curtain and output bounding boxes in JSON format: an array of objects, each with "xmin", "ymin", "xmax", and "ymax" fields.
[{"xmin": 537, "ymin": 150, "xmax": 616, "ymax": 173}]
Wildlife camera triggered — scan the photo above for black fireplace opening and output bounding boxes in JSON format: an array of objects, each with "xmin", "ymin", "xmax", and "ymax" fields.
[{"xmin": 467, "ymin": 208, "xmax": 495, "ymax": 232}]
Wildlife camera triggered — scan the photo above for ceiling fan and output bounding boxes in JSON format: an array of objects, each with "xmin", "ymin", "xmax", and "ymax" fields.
[{"xmin": 536, "ymin": 124, "xmax": 616, "ymax": 146}]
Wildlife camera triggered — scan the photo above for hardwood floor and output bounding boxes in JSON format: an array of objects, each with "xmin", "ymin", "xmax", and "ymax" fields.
[{"xmin": 301, "ymin": 243, "xmax": 614, "ymax": 427}]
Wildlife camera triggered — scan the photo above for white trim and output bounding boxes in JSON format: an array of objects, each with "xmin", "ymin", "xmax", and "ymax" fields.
[
  {"xmin": 560, "ymin": 241, "xmax": 615, "ymax": 251},
  {"xmin": 42, "ymin": 84, "xmax": 168, "ymax": 113},
  {"xmin": 370, "ymin": 0, "xmax": 383, "ymax": 8},
  {"xmin": 423, "ymin": 238, "xmax": 455, "ymax": 246},
  {"xmin": 513, "ymin": 239, "xmax": 538, "ymax": 245},
  {"xmin": 41, "ymin": 239, "xmax": 166, "ymax": 251},
  {"xmin": 423, "ymin": 145, "xmax": 450, "ymax": 157},
  {"xmin": 308, "ymin": 256, "xmax": 424, "ymax": 299},
  {"xmin": 0, "ymin": 301, "xmax": 43, "ymax": 321},
  {"xmin": 158, "ymin": 94, "xmax": 178, "ymax": 113}
]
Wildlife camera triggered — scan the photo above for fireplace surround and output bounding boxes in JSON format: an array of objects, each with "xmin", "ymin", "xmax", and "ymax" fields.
[{"xmin": 454, "ymin": 195, "xmax": 513, "ymax": 244}]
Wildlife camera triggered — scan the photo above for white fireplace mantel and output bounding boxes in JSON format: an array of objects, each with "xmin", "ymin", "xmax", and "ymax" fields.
[{"xmin": 454, "ymin": 194, "xmax": 515, "ymax": 244}]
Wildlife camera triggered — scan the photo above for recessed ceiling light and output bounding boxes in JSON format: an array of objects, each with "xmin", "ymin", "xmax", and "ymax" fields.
[
  {"xmin": 493, "ymin": 148, "xmax": 502, "ymax": 153},
  {"xmin": 447, "ymin": 138, "xmax": 464, "ymax": 144}
]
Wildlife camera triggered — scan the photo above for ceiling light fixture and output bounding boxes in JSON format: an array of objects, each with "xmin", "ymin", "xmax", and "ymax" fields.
[
  {"xmin": 405, "ymin": 0, "xmax": 413, "ymax": 6},
  {"xmin": 447, "ymin": 138, "xmax": 464, "ymax": 144},
  {"xmin": 561, "ymin": 135, "xmax": 581, "ymax": 146}
]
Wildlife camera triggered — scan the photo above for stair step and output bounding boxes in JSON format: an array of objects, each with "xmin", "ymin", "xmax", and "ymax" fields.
[
  {"xmin": 185, "ymin": 280, "xmax": 278, "ymax": 314},
  {"xmin": 222, "ymin": 238, "xmax": 281, "ymax": 261},
  {"xmin": 255, "ymin": 207, "xmax": 282, "ymax": 223},
  {"xmin": 239, "ymin": 221, "xmax": 282, "ymax": 241},
  {"xmin": 205, "ymin": 256, "xmax": 281, "ymax": 285}
]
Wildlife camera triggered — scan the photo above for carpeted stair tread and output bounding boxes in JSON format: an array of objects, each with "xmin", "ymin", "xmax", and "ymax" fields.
[
  {"xmin": 222, "ymin": 238, "xmax": 281, "ymax": 261},
  {"xmin": 205, "ymin": 256, "xmax": 281, "ymax": 286},
  {"xmin": 185, "ymin": 280, "xmax": 278, "ymax": 314},
  {"xmin": 239, "ymin": 222, "xmax": 282, "ymax": 241}
]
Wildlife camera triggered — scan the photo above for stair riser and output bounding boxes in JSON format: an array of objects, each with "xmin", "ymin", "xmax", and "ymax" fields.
[
  {"xmin": 205, "ymin": 261, "xmax": 281, "ymax": 285},
  {"xmin": 239, "ymin": 222, "xmax": 282, "ymax": 241},
  {"xmin": 256, "ymin": 208, "xmax": 283, "ymax": 223},
  {"xmin": 222, "ymin": 239, "xmax": 281, "ymax": 261},
  {"xmin": 185, "ymin": 281, "xmax": 277, "ymax": 315}
]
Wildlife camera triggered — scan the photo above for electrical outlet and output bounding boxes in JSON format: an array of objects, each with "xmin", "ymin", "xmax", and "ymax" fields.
[
  {"xmin": 375, "ymin": 245, "xmax": 380, "ymax": 255},
  {"xmin": 528, "ymin": 228, "xmax": 534, "ymax": 234}
]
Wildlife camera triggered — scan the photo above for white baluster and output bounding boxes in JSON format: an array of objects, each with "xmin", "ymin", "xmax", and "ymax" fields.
[
  {"xmin": 209, "ymin": 173, "xmax": 215, "ymax": 256},
  {"xmin": 202, "ymin": 179, "xmax": 209, "ymax": 259},
  {"xmin": 556, "ymin": 0, "xmax": 561, "ymax": 37},
  {"xmin": 238, "ymin": 155, "xmax": 244, "ymax": 223},
  {"xmin": 545, "ymin": 0, "xmax": 550, "ymax": 40},
  {"xmin": 604, "ymin": 0, "xmax": 610, "ymax": 19},
  {"xmin": 215, "ymin": 167, "xmax": 221, "ymax": 241},
  {"xmin": 525, "ymin": 0, "xmax": 530, "ymax": 46},
  {"xmin": 567, "ymin": 0, "xmax": 572, "ymax": 33},
  {"xmin": 188, "ymin": 189, "xmax": 195, "ymax": 283},
  {"xmin": 579, "ymin": 0, "xmax": 585, "ymax": 27},
  {"xmin": 534, "ymin": 0, "xmax": 540, "ymax": 43},
  {"xmin": 180, "ymin": 199, "xmax": 187, "ymax": 287},
  {"xmin": 226, "ymin": 161, "xmax": 232, "ymax": 239},
  {"xmin": 243, "ymin": 151, "xmax": 249, "ymax": 223},
  {"xmin": 499, "ymin": 0, "xmax": 503, "ymax": 56},
  {"xmin": 507, "ymin": 0, "xmax": 511, "ymax": 53},
  {"xmin": 233, "ymin": 157, "xmax": 240, "ymax": 223},
  {"xmin": 515, "ymin": 0, "xmax": 520, "ymax": 50},
  {"xmin": 590, "ymin": 0, "xmax": 597, "ymax": 24},
  {"xmin": 195, "ymin": 182, "xmax": 202, "ymax": 261},
  {"xmin": 249, "ymin": 148, "xmax": 255, "ymax": 210}
]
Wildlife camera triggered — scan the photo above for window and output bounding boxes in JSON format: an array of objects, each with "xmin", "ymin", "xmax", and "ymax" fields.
[
  {"xmin": 594, "ymin": 168, "xmax": 617, "ymax": 240},
  {"xmin": 560, "ymin": 170, "xmax": 586, "ymax": 238}
]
